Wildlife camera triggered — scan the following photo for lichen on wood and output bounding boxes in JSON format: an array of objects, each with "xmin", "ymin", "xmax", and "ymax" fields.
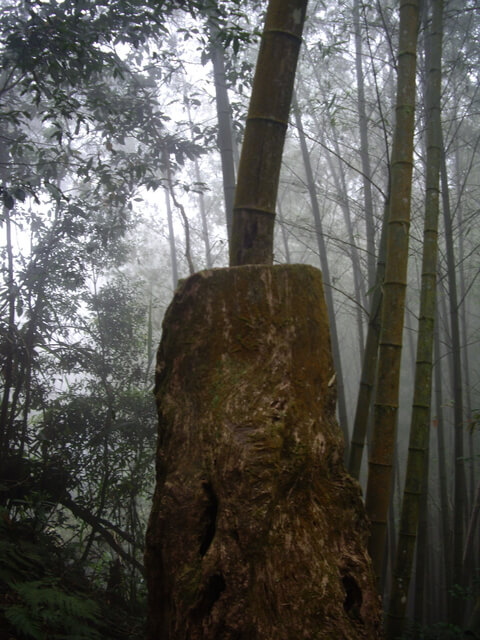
[{"xmin": 145, "ymin": 264, "xmax": 383, "ymax": 639}]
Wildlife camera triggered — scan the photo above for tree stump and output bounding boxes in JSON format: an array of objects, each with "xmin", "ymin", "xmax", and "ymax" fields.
[{"xmin": 145, "ymin": 265, "xmax": 383, "ymax": 639}]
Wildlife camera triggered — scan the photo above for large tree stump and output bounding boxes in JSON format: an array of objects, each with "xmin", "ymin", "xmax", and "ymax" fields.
[{"xmin": 145, "ymin": 265, "xmax": 383, "ymax": 639}]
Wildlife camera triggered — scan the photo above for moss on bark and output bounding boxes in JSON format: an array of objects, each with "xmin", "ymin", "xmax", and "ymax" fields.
[{"xmin": 145, "ymin": 265, "xmax": 383, "ymax": 639}]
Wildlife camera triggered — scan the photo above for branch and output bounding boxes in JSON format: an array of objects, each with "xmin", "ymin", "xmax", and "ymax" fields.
[{"xmin": 60, "ymin": 494, "xmax": 145, "ymax": 576}]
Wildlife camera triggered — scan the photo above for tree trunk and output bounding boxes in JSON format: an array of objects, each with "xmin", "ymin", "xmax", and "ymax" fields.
[
  {"xmin": 210, "ymin": 28, "xmax": 236, "ymax": 244},
  {"xmin": 365, "ymin": 0, "xmax": 420, "ymax": 585},
  {"xmin": 386, "ymin": 2, "xmax": 443, "ymax": 635},
  {"xmin": 353, "ymin": 0, "xmax": 376, "ymax": 291},
  {"xmin": 325, "ymin": 119, "xmax": 367, "ymax": 357},
  {"xmin": 229, "ymin": 0, "xmax": 308, "ymax": 266},
  {"xmin": 145, "ymin": 265, "xmax": 383, "ymax": 640},
  {"xmin": 186, "ymin": 97, "xmax": 213, "ymax": 268},
  {"xmin": 293, "ymin": 96, "xmax": 350, "ymax": 448},
  {"xmin": 0, "ymin": 206, "xmax": 16, "ymax": 460},
  {"xmin": 454, "ymin": 142, "xmax": 475, "ymax": 505},
  {"xmin": 466, "ymin": 595, "xmax": 480, "ymax": 639},
  {"xmin": 164, "ymin": 187, "xmax": 179, "ymax": 290},
  {"xmin": 434, "ymin": 306, "xmax": 452, "ymax": 618},
  {"xmin": 276, "ymin": 201, "xmax": 291, "ymax": 263},
  {"xmin": 296, "ymin": 72, "xmax": 368, "ymax": 361},
  {"xmin": 440, "ymin": 129, "xmax": 466, "ymax": 625},
  {"xmin": 348, "ymin": 204, "xmax": 388, "ymax": 481},
  {"xmin": 463, "ymin": 480, "xmax": 480, "ymax": 586},
  {"xmin": 413, "ymin": 454, "xmax": 429, "ymax": 629}
]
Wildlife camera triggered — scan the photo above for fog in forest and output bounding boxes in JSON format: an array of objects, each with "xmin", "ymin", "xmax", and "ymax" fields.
[{"xmin": 0, "ymin": 0, "xmax": 478, "ymax": 638}]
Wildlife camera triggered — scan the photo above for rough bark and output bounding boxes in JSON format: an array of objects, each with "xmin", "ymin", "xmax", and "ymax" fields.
[
  {"xmin": 145, "ymin": 265, "xmax": 383, "ymax": 640},
  {"xmin": 229, "ymin": 0, "xmax": 308, "ymax": 266}
]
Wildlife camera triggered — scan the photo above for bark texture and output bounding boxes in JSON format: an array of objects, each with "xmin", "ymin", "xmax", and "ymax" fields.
[{"xmin": 145, "ymin": 265, "xmax": 383, "ymax": 640}]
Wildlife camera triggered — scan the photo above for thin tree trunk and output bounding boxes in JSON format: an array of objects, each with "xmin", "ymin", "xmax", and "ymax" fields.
[
  {"xmin": 455, "ymin": 165, "xmax": 474, "ymax": 505},
  {"xmin": 347, "ymin": 183, "xmax": 388, "ymax": 481},
  {"xmin": 164, "ymin": 156, "xmax": 195, "ymax": 276},
  {"xmin": 413, "ymin": 453, "xmax": 430, "ymax": 630},
  {"xmin": 185, "ymin": 98, "xmax": 213, "ymax": 268},
  {"xmin": 145, "ymin": 294, "xmax": 155, "ymax": 385},
  {"xmin": 463, "ymin": 480, "xmax": 480, "ymax": 570},
  {"xmin": 297, "ymin": 72, "xmax": 368, "ymax": 360},
  {"xmin": 365, "ymin": 0, "xmax": 420, "ymax": 585},
  {"xmin": 434, "ymin": 304, "xmax": 452, "ymax": 618},
  {"xmin": 164, "ymin": 188, "xmax": 179, "ymax": 290},
  {"xmin": 440, "ymin": 129, "xmax": 466, "ymax": 625},
  {"xmin": 277, "ymin": 201, "xmax": 291, "ymax": 263},
  {"xmin": 466, "ymin": 596, "xmax": 480, "ymax": 638},
  {"xmin": 210, "ymin": 28, "xmax": 236, "ymax": 243},
  {"xmin": 384, "ymin": 450, "xmax": 399, "ymax": 602},
  {"xmin": 230, "ymin": 0, "xmax": 308, "ymax": 266},
  {"xmin": 18, "ymin": 285, "xmax": 47, "ymax": 458},
  {"xmin": 353, "ymin": 0, "xmax": 376, "ymax": 291},
  {"xmin": 386, "ymin": 2, "xmax": 443, "ymax": 635},
  {"xmin": 293, "ymin": 96, "xmax": 349, "ymax": 448},
  {"xmin": 195, "ymin": 167, "xmax": 213, "ymax": 269},
  {"xmin": 325, "ymin": 120, "xmax": 367, "ymax": 357},
  {"xmin": 0, "ymin": 207, "xmax": 16, "ymax": 459}
]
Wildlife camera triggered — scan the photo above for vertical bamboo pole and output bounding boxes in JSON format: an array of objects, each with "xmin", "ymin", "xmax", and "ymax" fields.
[{"xmin": 365, "ymin": 0, "xmax": 420, "ymax": 585}]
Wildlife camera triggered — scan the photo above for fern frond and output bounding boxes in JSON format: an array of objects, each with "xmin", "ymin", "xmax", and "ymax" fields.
[
  {"xmin": 4, "ymin": 604, "xmax": 43, "ymax": 640},
  {"xmin": 12, "ymin": 580, "xmax": 100, "ymax": 619},
  {"xmin": 5, "ymin": 580, "xmax": 102, "ymax": 640}
]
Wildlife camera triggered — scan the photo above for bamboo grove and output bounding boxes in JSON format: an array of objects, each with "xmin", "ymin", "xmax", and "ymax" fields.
[{"xmin": 0, "ymin": 0, "xmax": 478, "ymax": 637}]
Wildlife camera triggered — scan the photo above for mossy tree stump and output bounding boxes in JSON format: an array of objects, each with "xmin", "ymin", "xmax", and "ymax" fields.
[{"xmin": 145, "ymin": 265, "xmax": 383, "ymax": 639}]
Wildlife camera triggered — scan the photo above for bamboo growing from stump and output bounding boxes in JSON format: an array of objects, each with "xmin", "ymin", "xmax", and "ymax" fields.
[{"xmin": 229, "ymin": 0, "xmax": 308, "ymax": 266}]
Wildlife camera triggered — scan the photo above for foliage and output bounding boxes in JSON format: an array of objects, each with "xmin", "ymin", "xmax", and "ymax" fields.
[
  {"xmin": 0, "ymin": 278, "xmax": 157, "ymax": 635},
  {"xmin": 6, "ymin": 581, "xmax": 101, "ymax": 640},
  {"xmin": 0, "ymin": 0, "xmax": 478, "ymax": 635},
  {"xmin": 0, "ymin": 508, "xmax": 101, "ymax": 639},
  {"xmin": 0, "ymin": 506, "xmax": 149, "ymax": 638},
  {"xmin": 0, "ymin": 0, "xmax": 259, "ymax": 636}
]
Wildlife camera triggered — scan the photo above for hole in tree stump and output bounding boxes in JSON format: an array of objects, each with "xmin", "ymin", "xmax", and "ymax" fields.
[
  {"xmin": 342, "ymin": 573, "xmax": 363, "ymax": 619},
  {"xmin": 192, "ymin": 573, "xmax": 226, "ymax": 621},
  {"xmin": 199, "ymin": 482, "xmax": 218, "ymax": 557}
]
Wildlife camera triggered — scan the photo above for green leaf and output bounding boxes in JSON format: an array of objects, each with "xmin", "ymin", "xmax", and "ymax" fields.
[{"xmin": 5, "ymin": 604, "xmax": 43, "ymax": 640}]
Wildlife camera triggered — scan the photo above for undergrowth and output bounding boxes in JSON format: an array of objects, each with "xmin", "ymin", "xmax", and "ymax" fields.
[{"xmin": 0, "ymin": 507, "xmax": 146, "ymax": 639}]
